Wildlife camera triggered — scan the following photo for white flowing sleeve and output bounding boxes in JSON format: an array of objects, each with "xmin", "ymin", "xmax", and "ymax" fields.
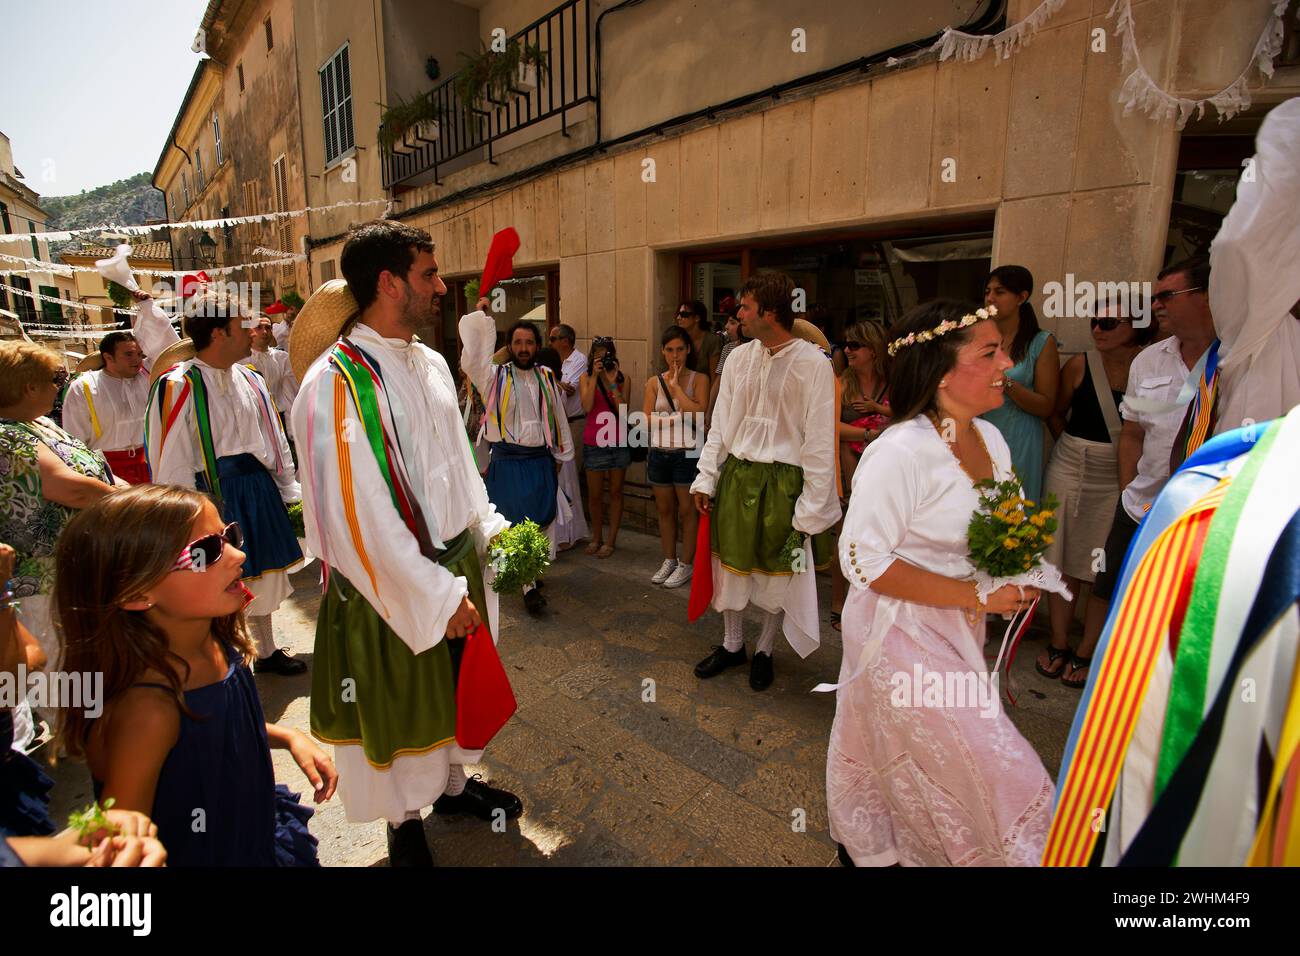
[
  {"xmin": 690, "ymin": 353, "xmax": 735, "ymax": 497},
  {"xmin": 792, "ymin": 354, "xmax": 841, "ymax": 535},
  {"xmin": 60, "ymin": 380, "xmax": 94, "ymax": 447},
  {"xmin": 144, "ymin": 375, "xmax": 200, "ymax": 489},
  {"xmin": 457, "ymin": 310, "xmax": 497, "ymax": 399},
  {"xmin": 839, "ymin": 437, "xmax": 922, "ymax": 589},
  {"xmin": 133, "ymin": 298, "xmax": 180, "ymax": 372},
  {"xmin": 292, "ymin": 368, "xmax": 468, "ymax": 655}
]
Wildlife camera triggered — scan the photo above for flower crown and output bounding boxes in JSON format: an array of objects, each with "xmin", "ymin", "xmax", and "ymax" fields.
[{"xmin": 887, "ymin": 305, "xmax": 997, "ymax": 357}]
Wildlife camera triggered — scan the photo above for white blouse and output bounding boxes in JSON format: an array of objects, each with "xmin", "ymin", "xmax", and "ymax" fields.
[
  {"xmin": 840, "ymin": 415, "xmax": 1015, "ymax": 589},
  {"xmin": 61, "ymin": 368, "xmax": 150, "ymax": 452},
  {"xmin": 291, "ymin": 323, "xmax": 509, "ymax": 655},
  {"xmin": 244, "ymin": 347, "xmax": 299, "ymax": 437},
  {"xmin": 691, "ymin": 338, "xmax": 840, "ymax": 535},
  {"xmin": 146, "ymin": 358, "xmax": 299, "ymax": 501},
  {"xmin": 458, "ymin": 310, "xmax": 574, "ymax": 461}
]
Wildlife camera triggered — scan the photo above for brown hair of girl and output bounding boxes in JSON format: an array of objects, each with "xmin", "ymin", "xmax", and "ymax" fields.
[
  {"xmin": 838, "ymin": 320, "xmax": 890, "ymax": 407},
  {"xmin": 53, "ymin": 484, "xmax": 254, "ymax": 759}
]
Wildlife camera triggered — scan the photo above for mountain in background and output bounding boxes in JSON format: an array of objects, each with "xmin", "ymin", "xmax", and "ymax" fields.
[{"xmin": 42, "ymin": 172, "xmax": 164, "ymax": 233}]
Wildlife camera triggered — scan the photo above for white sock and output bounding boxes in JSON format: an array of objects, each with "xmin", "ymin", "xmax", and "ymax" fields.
[
  {"xmin": 523, "ymin": 582, "xmax": 537, "ymax": 594},
  {"xmin": 756, "ymin": 610, "xmax": 782, "ymax": 655},
  {"xmin": 249, "ymin": 613, "xmax": 277, "ymax": 658},
  {"xmin": 723, "ymin": 610, "xmax": 745, "ymax": 653},
  {"xmin": 444, "ymin": 764, "xmax": 468, "ymax": 796}
]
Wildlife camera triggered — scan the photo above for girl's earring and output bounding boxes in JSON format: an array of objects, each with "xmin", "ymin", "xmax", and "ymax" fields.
[{"xmin": 939, "ymin": 379, "xmax": 948, "ymax": 388}]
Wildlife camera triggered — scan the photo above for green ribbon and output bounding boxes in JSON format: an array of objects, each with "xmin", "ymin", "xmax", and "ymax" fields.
[
  {"xmin": 185, "ymin": 368, "xmax": 222, "ymax": 505},
  {"xmin": 1155, "ymin": 419, "xmax": 1281, "ymax": 799}
]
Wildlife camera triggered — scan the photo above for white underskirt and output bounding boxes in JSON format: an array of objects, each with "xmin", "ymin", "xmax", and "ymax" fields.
[
  {"xmin": 244, "ymin": 567, "xmax": 292, "ymax": 617},
  {"xmin": 332, "ymin": 741, "xmax": 485, "ymax": 823},
  {"xmin": 709, "ymin": 545, "xmax": 821, "ymax": 658}
]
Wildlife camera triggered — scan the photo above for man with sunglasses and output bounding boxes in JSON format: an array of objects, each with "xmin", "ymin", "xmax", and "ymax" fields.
[
  {"xmin": 145, "ymin": 291, "xmax": 306, "ymax": 678},
  {"xmin": 1070, "ymin": 256, "xmax": 1217, "ymax": 690},
  {"xmin": 61, "ymin": 331, "xmax": 152, "ymax": 485}
]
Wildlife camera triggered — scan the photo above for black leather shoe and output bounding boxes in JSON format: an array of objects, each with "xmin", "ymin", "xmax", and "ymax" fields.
[
  {"xmin": 386, "ymin": 819, "xmax": 433, "ymax": 867},
  {"xmin": 694, "ymin": 645, "xmax": 747, "ymax": 679},
  {"xmin": 254, "ymin": 649, "xmax": 307, "ymax": 676},
  {"xmin": 749, "ymin": 651, "xmax": 774, "ymax": 691},
  {"xmin": 837, "ymin": 843, "xmax": 856, "ymax": 868},
  {"xmin": 433, "ymin": 775, "xmax": 524, "ymax": 821},
  {"xmin": 523, "ymin": 587, "xmax": 546, "ymax": 616}
]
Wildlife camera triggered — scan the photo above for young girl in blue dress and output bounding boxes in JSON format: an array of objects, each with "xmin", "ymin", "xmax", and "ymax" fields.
[{"xmin": 54, "ymin": 484, "xmax": 337, "ymax": 867}]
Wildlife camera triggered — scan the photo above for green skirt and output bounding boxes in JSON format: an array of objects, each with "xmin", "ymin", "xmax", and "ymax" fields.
[
  {"xmin": 309, "ymin": 528, "xmax": 487, "ymax": 768},
  {"xmin": 711, "ymin": 455, "xmax": 833, "ymax": 575}
]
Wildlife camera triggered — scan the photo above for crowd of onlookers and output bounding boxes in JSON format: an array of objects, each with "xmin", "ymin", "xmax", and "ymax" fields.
[{"xmin": 500, "ymin": 254, "xmax": 1235, "ymax": 700}]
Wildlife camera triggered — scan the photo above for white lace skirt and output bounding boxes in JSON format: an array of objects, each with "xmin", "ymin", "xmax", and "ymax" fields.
[{"xmin": 826, "ymin": 588, "xmax": 1054, "ymax": 866}]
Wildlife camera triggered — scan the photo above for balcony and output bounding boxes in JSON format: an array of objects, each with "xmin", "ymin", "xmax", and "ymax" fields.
[{"xmin": 380, "ymin": 0, "xmax": 594, "ymax": 190}]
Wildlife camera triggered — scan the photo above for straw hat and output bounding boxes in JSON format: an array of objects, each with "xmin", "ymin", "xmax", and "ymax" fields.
[
  {"xmin": 289, "ymin": 279, "xmax": 359, "ymax": 382},
  {"xmin": 149, "ymin": 339, "xmax": 196, "ymax": 385},
  {"xmin": 75, "ymin": 352, "xmax": 104, "ymax": 373},
  {"xmin": 791, "ymin": 318, "xmax": 831, "ymax": 354}
]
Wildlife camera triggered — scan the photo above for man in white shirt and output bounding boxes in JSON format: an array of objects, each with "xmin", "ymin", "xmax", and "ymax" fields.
[
  {"xmin": 1064, "ymin": 256, "xmax": 1217, "ymax": 689},
  {"xmin": 459, "ymin": 309, "xmax": 574, "ymax": 615},
  {"xmin": 62, "ymin": 331, "xmax": 151, "ymax": 484},
  {"xmin": 690, "ymin": 270, "xmax": 840, "ymax": 692},
  {"xmin": 245, "ymin": 315, "xmax": 299, "ymax": 442},
  {"xmin": 546, "ymin": 322, "xmax": 589, "ymax": 549},
  {"xmin": 145, "ymin": 292, "xmax": 306, "ymax": 677},
  {"xmin": 291, "ymin": 220, "xmax": 519, "ymax": 867}
]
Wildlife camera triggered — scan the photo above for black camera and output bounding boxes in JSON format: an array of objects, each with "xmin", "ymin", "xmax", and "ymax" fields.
[{"xmin": 600, "ymin": 353, "xmax": 617, "ymax": 372}]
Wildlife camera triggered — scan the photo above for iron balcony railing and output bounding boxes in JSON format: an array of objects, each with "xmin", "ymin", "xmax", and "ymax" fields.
[{"xmin": 381, "ymin": 0, "xmax": 595, "ymax": 189}]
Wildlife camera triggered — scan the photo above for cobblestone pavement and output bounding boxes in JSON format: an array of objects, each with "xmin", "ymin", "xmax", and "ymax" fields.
[{"xmin": 47, "ymin": 528, "xmax": 1084, "ymax": 866}]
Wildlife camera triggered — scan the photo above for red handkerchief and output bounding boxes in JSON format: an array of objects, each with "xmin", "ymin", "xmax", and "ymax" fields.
[
  {"xmin": 687, "ymin": 511, "xmax": 713, "ymax": 622},
  {"xmin": 479, "ymin": 228, "xmax": 521, "ymax": 294},
  {"xmin": 455, "ymin": 623, "xmax": 517, "ymax": 750}
]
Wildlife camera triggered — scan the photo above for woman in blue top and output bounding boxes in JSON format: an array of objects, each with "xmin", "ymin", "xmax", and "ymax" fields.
[
  {"xmin": 54, "ymin": 484, "xmax": 337, "ymax": 867},
  {"xmin": 978, "ymin": 265, "xmax": 1059, "ymax": 501}
]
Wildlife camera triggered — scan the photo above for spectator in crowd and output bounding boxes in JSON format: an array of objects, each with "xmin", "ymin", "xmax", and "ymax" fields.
[
  {"xmin": 579, "ymin": 337, "xmax": 630, "ymax": 558},
  {"xmin": 644, "ymin": 326, "xmax": 707, "ymax": 589},
  {"xmin": 1062, "ymin": 256, "xmax": 1217, "ymax": 689},
  {"xmin": 0, "ymin": 341, "xmax": 126, "ymax": 739},
  {"xmin": 1036, "ymin": 304, "xmax": 1154, "ymax": 684},
  {"xmin": 670, "ymin": 299, "xmax": 722, "ymax": 384},
  {"xmin": 829, "ymin": 320, "xmax": 891, "ymax": 631},
  {"xmin": 709, "ymin": 296, "xmax": 746, "ymax": 421},
  {"xmin": 54, "ymin": 485, "xmax": 334, "ymax": 866},
  {"xmin": 545, "ymin": 324, "xmax": 590, "ymax": 550},
  {"xmin": 980, "ymin": 265, "xmax": 1060, "ymax": 501}
]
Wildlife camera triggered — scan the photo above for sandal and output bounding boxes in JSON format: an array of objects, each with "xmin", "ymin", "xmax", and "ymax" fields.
[
  {"xmin": 596, "ymin": 544, "xmax": 615, "ymax": 559},
  {"xmin": 1035, "ymin": 643, "xmax": 1071, "ymax": 679},
  {"xmin": 829, "ymin": 611, "xmax": 842, "ymax": 632},
  {"xmin": 1061, "ymin": 652, "xmax": 1093, "ymax": 689},
  {"xmin": 584, "ymin": 541, "xmax": 602, "ymax": 555}
]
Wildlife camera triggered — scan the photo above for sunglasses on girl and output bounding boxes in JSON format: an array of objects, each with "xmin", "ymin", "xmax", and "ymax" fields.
[
  {"xmin": 173, "ymin": 522, "xmax": 244, "ymax": 572},
  {"xmin": 1090, "ymin": 317, "xmax": 1130, "ymax": 331},
  {"xmin": 842, "ymin": 342, "xmax": 866, "ymax": 352}
]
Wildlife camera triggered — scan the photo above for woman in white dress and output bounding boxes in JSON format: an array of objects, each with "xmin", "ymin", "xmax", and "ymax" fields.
[{"xmin": 827, "ymin": 300, "xmax": 1055, "ymax": 867}]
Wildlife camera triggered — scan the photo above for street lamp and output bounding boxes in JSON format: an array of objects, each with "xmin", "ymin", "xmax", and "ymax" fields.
[{"xmin": 197, "ymin": 232, "xmax": 218, "ymax": 268}]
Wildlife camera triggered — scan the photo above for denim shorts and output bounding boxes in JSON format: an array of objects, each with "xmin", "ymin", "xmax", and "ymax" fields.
[
  {"xmin": 646, "ymin": 448, "xmax": 700, "ymax": 486},
  {"xmin": 583, "ymin": 443, "xmax": 631, "ymax": 472}
]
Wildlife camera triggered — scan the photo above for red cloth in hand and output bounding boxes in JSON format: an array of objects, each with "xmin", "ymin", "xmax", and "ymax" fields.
[
  {"xmin": 480, "ymin": 228, "xmax": 521, "ymax": 294},
  {"xmin": 687, "ymin": 511, "xmax": 713, "ymax": 622},
  {"xmin": 455, "ymin": 623, "xmax": 517, "ymax": 750}
]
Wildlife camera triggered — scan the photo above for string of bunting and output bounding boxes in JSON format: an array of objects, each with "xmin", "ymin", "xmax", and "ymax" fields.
[
  {"xmin": 0, "ymin": 282, "xmax": 137, "ymax": 315},
  {"xmin": 1109, "ymin": 0, "xmax": 1294, "ymax": 128},
  {"xmin": 0, "ymin": 197, "xmax": 393, "ymax": 244},
  {"xmin": 0, "ymin": 249, "xmax": 305, "ymax": 279},
  {"xmin": 921, "ymin": 0, "xmax": 1291, "ymax": 129}
]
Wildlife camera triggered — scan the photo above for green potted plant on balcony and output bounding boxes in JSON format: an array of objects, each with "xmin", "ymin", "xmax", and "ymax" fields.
[
  {"xmin": 378, "ymin": 92, "xmax": 441, "ymax": 152},
  {"xmin": 454, "ymin": 40, "xmax": 548, "ymax": 108}
]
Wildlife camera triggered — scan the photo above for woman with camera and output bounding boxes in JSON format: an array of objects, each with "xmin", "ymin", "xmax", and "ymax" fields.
[{"xmin": 579, "ymin": 337, "xmax": 630, "ymax": 558}]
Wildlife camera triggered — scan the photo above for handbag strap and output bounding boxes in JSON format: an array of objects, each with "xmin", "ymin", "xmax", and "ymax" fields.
[
  {"xmin": 657, "ymin": 374, "xmax": 677, "ymax": 412},
  {"xmin": 1085, "ymin": 349, "xmax": 1123, "ymax": 443}
]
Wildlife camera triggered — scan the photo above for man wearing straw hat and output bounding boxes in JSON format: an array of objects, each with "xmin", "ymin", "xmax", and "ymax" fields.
[
  {"xmin": 61, "ymin": 330, "xmax": 151, "ymax": 485},
  {"xmin": 690, "ymin": 270, "xmax": 840, "ymax": 692},
  {"xmin": 143, "ymin": 291, "xmax": 307, "ymax": 677},
  {"xmin": 290, "ymin": 220, "xmax": 522, "ymax": 867}
]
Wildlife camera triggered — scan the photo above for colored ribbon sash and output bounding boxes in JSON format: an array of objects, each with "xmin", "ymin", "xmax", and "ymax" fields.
[
  {"xmin": 81, "ymin": 380, "xmax": 102, "ymax": 440},
  {"xmin": 485, "ymin": 363, "xmax": 561, "ymax": 448},
  {"xmin": 1042, "ymin": 479, "xmax": 1229, "ymax": 867}
]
